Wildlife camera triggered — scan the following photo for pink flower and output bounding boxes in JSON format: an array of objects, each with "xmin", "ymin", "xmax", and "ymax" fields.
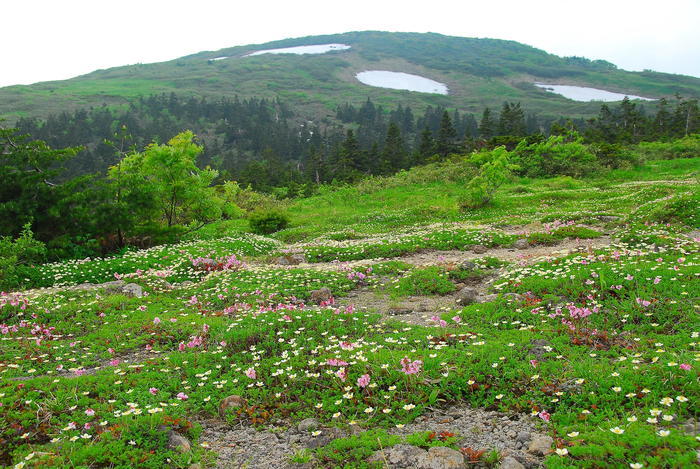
[
  {"xmin": 109, "ymin": 359, "xmax": 120, "ymax": 366},
  {"xmin": 625, "ymin": 274, "xmax": 634, "ymax": 281},
  {"xmin": 452, "ymin": 315, "xmax": 461, "ymax": 323},
  {"xmin": 138, "ymin": 305, "xmax": 147, "ymax": 312},
  {"xmin": 176, "ymin": 392, "xmax": 189, "ymax": 400},
  {"xmin": 530, "ymin": 360, "xmax": 539, "ymax": 368},
  {"xmin": 153, "ymin": 317, "xmax": 161, "ymax": 325},
  {"xmin": 357, "ymin": 374, "xmax": 371, "ymax": 388},
  {"xmin": 85, "ymin": 408, "xmax": 95, "ymax": 416},
  {"xmin": 400, "ymin": 357, "xmax": 423, "ymax": 375},
  {"xmin": 538, "ymin": 411, "xmax": 551, "ymax": 422},
  {"xmin": 220, "ymin": 341, "xmax": 227, "ymax": 347},
  {"xmin": 336, "ymin": 367, "xmax": 348, "ymax": 382},
  {"xmin": 149, "ymin": 387, "xmax": 158, "ymax": 395},
  {"xmin": 680, "ymin": 363, "xmax": 691, "ymax": 371},
  {"xmin": 245, "ymin": 367, "xmax": 256, "ymax": 379}
]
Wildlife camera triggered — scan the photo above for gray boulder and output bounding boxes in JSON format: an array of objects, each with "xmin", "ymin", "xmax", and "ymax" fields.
[
  {"xmin": 527, "ymin": 435, "xmax": 553, "ymax": 456},
  {"xmin": 472, "ymin": 245, "xmax": 488, "ymax": 254},
  {"xmin": 309, "ymin": 287, "xmax": 332, "ymax": 304},
  {"xmin": 121, "ymin": 283, "xmax": 143, "ymax": 298},
  {"xmin": 369, "ymin": 444, "xmax": 426, "ymax": 467},
  {"xmin": 167, "ymin": 430, "xmax": 191, "ymax": 453},
  {"xmin": 456, "ymin": 287, "xmax": 479, "ymax": 305},
  {"xmin": 514, "ymin": 239, "xmax": 530, "ymax": 250},
  {"xmin": 297, "ymin": 418, "xmax": 320, "ymax": 433},
  {"xmin": 416, "ymin": 446, "xmax": 464, "ymax": 469},
  {"xmin": 500, "ymin": 456, "xmax": 525, "ymax": 469}
]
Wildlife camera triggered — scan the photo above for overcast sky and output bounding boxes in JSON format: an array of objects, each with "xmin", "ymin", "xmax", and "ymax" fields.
[{"xmin": 2, "ymin": 0, "xmax": 699, "ymax": 87}]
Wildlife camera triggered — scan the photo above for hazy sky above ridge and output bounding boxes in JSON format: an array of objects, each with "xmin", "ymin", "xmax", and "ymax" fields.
[{"xmin": 2, "ymin": 0, "xmax": 699, "ymax": 87}]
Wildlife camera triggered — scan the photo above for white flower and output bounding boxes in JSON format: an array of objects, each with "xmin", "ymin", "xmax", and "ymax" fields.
[
  {"xmin": 555, "ymin": 448, "xmax": 568, "ymax": 456},
  {"xmin": 610, "ymin": 427, "xmax": 624, "ymax": 434}
]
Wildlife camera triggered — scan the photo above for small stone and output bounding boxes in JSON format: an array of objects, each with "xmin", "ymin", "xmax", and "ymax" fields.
[
  {"xmin": 167, "ymin": 430, "xmax": 191, "ymax": 453},
  {"xmin": 297, "ymin": 418, "xmax": 320, "ymax": 432},
  {"xmin": 416, "ymin": 446, "xmax": 465, "ymax": 469},
  {"xmin": 309, "ymin": 287, "xmax": 332, "ymax": 304},
  {"xmin": 516, "ymin": 431, "xmax": 531, "ymax": 443},
  {"xmin": 527, "ymin": 435, "xmax": 553, "ymax": 455},
  {"xmin": 456, "ymin": 287, "xmax": 478, "ymax": 305},
  {"xmin": 500, "ymin": 456, "xmax": 525, "ymax": 469},
  {"xmin": 188, "ymin": 464, "xmax": 203, "ymax": 469},
  {"xmin": 388, "ymin": 307, "xmax": 412, "ymax": 315},
  {"xmin": 472, "ymin": 245, "xmax": 488, "ymax": 254},
  {"xmin": 121, "ymin": 283, "xmax": 143, "ymax": 298},
  {"xmin": 219, "ymin": 395, "xmax": 245, "ymax": 416},
  {"xmin": 514, "ymin": 239, "xmax": 530, "ymax": 250},
  {"xmin": 597, "ymin": 215, "xmax": 619, "ymax": 223},
  {"xmin": 460, "ymin": 261, "xmax": 478, "ymax": 270}
]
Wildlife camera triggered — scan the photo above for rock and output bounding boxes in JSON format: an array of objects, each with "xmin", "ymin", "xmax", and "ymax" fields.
[
  {"xmin": 527, "ymin": 435, "xmax": 553, "ymax": 456},
  {"xmin": 188, "ymin": 464, "xmax": 203, "ymax": 469},
  {"xmin": 460, "ymin": 261, "xmax": 478, "ymax": 270},
  {"xmin": 479, "ymin": 293, "xmax": 499, "ymax": 303},
  {"xmin": 369, "ymin": 444, "xmax": 426, "ymax": 467},
  {"xmin": 75, "ymin": 283, "xmax": 95, "ymax": 291},
  {"xmin": 388, "ymin": 307, "xmax": 412, "ymax": 315},
  {"xmin": 297, "ymin": 418, "xmax": 320, "ymax": 433},
  {"xmin": 167, "ymin": 430, "xmax": 191, "ymax": 453},
  {"xmin": 597, "ymin": 215, "xmax": 619, "ymax": 223},
  {"xmin": 309, "ymin": 287, "xmax": 332, "ymax": 304},
  {"xmin": 416, "ymin": 446, "xmax": 465, "ymax": 469},
  {"xmin": 219, "ymin": 395, "xmax": 245, "ymax": 416},
  {"xmin": 682, "ymin": 419, "xmax": 698, "ymax": 434},
  {"xmin": 516, "ymin": 431, "xmax": 531, "ymax": 443},
  {"xmin": 454, "ymin": 283, "xmax": 466, "ymax": 290},
  {"xmin": 101, "ymin": 280, "xmax": 126, "ymax": 294},
  {"xmin": 456, "ymin": 287, "xmax": 479, "ymax": 305},
  {"xmin": 514, "ymin": 239, "xmax": 530, "ymax": 250},
  {"xmin": 500, "ymin": 456, "xmax": 525, "ymax": 469},
  {"xmin": 121, "ymin": 283, "xmax": 143, "ymax": 298},
  {"xmin": 275, "ymin": 254, "xmax": 306, "ymax": 265},
  {"xmin": 472, "ymin": 245, "xmax": 488, "ymax": 254}
]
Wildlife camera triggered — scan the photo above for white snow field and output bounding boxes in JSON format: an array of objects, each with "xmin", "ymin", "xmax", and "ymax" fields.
[
  {"xmin": 534, "ymin": 83, "xmax": 654, "ymax": 102},
  {"xmin": 355, "ymin": 71, "xmax": 449, "ymax": 94},
  {"xmin": 244, "ymin": 44, "xmax": 351, "ymax": 57}
]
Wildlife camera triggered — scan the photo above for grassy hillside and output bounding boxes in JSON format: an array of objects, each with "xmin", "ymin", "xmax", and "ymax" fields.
[{"xmin": 2, "ymin": 31, "xmax": 700, "ymax": 122}]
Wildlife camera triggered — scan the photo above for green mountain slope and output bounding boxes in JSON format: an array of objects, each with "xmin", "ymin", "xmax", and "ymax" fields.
[{"xmin": 2, "ymin": 31, "xmax": 699, "ymax": 122}]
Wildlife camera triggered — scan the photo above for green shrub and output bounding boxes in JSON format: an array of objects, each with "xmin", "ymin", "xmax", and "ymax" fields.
[
  {"xmin": 513, "ymin": 132, "xmax": 598, "ymax": 178},
  {"xmin": 394, "ymin": 266, "xmax": 455, "ymax": 297},
  {"xmin": 636, "ymin": 134, "xmax": 700, "ymax": 160},
  {"xmin": 0, "ymin": 224, "xmax": 46, "ymax": 290},
  {"xmin": 249, "ymin": 210, "xmax": 290, "ymax": 235},
  {"xmin": 459, "ymin": 146, "xmax": 514, "ymax": 210}
]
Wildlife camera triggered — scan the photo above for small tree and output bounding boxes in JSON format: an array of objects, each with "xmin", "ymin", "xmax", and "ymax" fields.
[
  {"xmin": 108, "ymin": 131, "xmax": 222, "ymax": 232},
  {"xmin": 459, "ymin": 146, "xmax": 514, "ymax": 210}
]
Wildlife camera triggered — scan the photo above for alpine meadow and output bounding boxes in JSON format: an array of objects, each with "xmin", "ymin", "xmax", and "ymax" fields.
[{"xmin": 0, "ymin": 29, "xmax": 698, "ymax": 469}]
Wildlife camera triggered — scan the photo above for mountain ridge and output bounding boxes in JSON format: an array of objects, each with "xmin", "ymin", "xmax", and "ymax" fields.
[{"xmin": 2, "ymin": 31, "xmax": 699, "ymax": 123}]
